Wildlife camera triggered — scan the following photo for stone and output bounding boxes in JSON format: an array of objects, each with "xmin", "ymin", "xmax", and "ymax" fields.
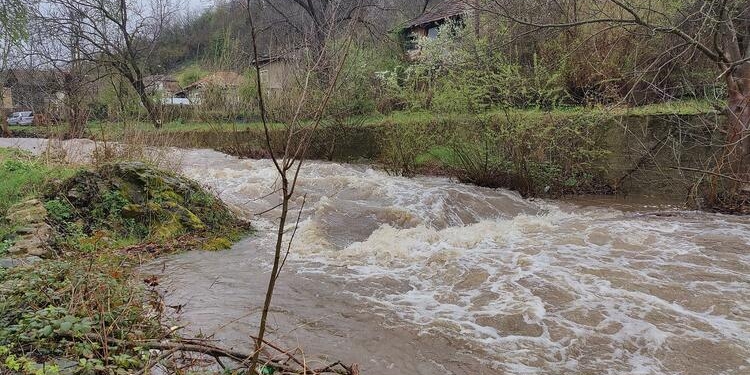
[
  {"xmin": 0, "ymin": 256, "xmax": 42, "ymax": 269},
  {"xmin": 27, "ymin": 245, "xmax": 51, "ymax": 257},
  {"xmin": 6, "ymin": 206, "xmax": 47, "ymax": 224},
  {"xmin": 8, "ymin": 199, "xmax": 42, "ymax": 211},
  {"xmin": 5, "ymin": 199, "xmax": 53, "ymax": 258}
]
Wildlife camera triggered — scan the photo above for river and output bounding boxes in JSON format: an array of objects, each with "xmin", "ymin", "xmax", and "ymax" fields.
[{"xmin": 2, "ymin": 138, "xmax": 748, "ymax": 375}]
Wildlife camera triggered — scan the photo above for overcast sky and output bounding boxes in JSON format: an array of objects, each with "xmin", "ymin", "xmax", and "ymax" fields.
[{"xmin": 186, "ymin": 0, "xmax": 213, "ymax": 12}]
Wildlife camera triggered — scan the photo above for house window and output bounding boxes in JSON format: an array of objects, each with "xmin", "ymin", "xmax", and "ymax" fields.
[{"xmin": 427, "ymin": 26, "xmax": 439, "ymax": 39}]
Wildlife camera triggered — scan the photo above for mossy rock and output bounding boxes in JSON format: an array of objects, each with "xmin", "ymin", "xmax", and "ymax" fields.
[
  {"xmin": 203, "ymin": 237, "xmax": 233, "ymax": 251},
  {"xmin": 48, "ymin": 162, "xmax": 242, "ymax": 244}
]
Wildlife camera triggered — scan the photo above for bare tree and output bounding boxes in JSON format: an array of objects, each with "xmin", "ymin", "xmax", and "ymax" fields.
[
  {"xmin": 38, "ymin": 0, "xmax": 181, "ymax": 128},
  {"xmin": 24, "ymin": 7, "xmax": 102, "ymax": 138},
  {"xmin": 244, "ymin": 0, "xmax": 360, "ymax": 372},
  {"xmin": 486, "ymin": 0, "xmax": 750, "ymax": 193},
  {"xmin": 259, "ymin": 0, "xmax": 396, "ymax": 74}
]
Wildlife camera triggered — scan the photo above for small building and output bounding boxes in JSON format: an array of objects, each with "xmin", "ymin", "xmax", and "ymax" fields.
[
  {"xmin": 254, "ymin": 54, "xmax": 296, "ymax": 92},
  {"xmin": 144, "ymin": 75, "xmax": 183, "ymax": 98},
  {"xmin": 402, "ymin": 0, "xmax": 470, "ymax": 60},
  {"xmin": 177, "ymin": 71, "xmax": 247, "ymax": 106},
  {"xmin": 1, "ymin": 69, "xmax": 63, "ymax": 112}
]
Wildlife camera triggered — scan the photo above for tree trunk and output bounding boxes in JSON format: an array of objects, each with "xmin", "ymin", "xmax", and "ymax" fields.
[
  {"xmin": 63, "ymin": 71, "xmax": 87, "ymax": 139},
  {"xmin": 724, "ymin": 68, "xmax": 750, "ymax": 191},
  {"xmin": 132, "ymin": 78, "xmax": 162, "ymax": 129},
  {"xmin": 67, "ymin": 105, "xmax": 86, "ymax": 138},
  {"xmin": 1, "ymin": 117, "xmax": 11, "ymax": 137}
]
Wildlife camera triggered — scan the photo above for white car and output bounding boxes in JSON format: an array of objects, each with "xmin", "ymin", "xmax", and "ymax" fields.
[{"xmin": 7, "ymin": 111, "xmax": 34, "ymax": 126}]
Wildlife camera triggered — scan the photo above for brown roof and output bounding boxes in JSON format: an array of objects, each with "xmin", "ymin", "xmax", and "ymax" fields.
[
  {"xmin": 408, "ymin": 0, "xmax": 470, "ymax": 28},
  {"xmin": 2, "ymin": 69, "xmax": 62, "ymax": 88},
  {"xmin": 144, "ymin": 74, "xmax": 181, "ymax": 93}
]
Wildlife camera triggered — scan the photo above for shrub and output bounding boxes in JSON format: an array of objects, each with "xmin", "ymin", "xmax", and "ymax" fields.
[{"xmin": 376, "ymin": 20, "xmax": 570, "ymax": 114}]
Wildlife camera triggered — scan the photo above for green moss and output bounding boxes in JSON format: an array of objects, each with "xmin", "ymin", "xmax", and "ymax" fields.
[
  {"xmin": 46, "ymin": 161, "xmax": 246, "ymax": 252},
  {"xmin": 151, "ymin": 215, "xmax": 184, "ymax": 240},
  {"xmin": 203, "ymin": 237, "xmax": 232, "ymax": 251}
]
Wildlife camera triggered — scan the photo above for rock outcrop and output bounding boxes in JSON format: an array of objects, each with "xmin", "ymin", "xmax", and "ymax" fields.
[
  {"xmin": 4, "ymin": 199, "xmax": 53, "ymax": 259},
  {"xmin": 49, "ymin": 161, "xmax": 241, "ymax": 242}
]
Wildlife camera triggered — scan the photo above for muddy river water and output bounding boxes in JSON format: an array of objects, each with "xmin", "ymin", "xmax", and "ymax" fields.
[{"xmin": 2, "ymin": 139, "xmax": 749, "ymax": 374}]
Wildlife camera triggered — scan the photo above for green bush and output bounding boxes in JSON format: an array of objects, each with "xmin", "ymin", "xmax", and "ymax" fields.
[
  {"xmin": 0, "ymin": 258, "xmax": 157, "ymax": 374},
  {"xmin": 376, "ymin": 111, "xmax": 612, "ymax": 195},
  {"xmin": 43, "ymin": 199, "xmax": 74, "ymax": 223},
  {"xmin": 176, "ymin": 65, "xmax": 208, "ymax": 87},
  {"xmin": 377, "ymin": 20, "xmax": 570, "ymax": 114}
]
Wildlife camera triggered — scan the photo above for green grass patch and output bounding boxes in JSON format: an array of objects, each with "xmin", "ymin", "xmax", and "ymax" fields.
[
  {"xmin": 415, "ymin": 146, "xmax": 458, "ymax": 166},
  {"xmin": 7, "ymin": 99, "xmax": 719, "ymax": 141},
  {"xmin": 621, "ymin": 99, "xmax": 720, "ymax": 116},
  {"xmin": 364, "ymin": 98, "xmax": 719, "ymax": 127},
  {"xmin": 0, "ymin": 149, "xmax": 77, "ymax": 214},
  {"xmin": 175, "ymin": 64, "xmax": 209, "ymax": 87}
]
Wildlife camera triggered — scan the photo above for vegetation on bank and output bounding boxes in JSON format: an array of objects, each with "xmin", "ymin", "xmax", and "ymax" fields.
[
  {"xmin": 5, "ymin": 100, "xmax": 720, "ymax": 200},
  {"xmin": 0, "ymin": 149, "xmax": 249, "ymax": 374},
  {"xmin": 7, "ymin": 98, "xmax": 719, "ymax": 138}
]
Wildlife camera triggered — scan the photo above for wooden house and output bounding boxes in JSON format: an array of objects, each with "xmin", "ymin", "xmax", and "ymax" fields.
[{"xmin": 402, "ymin": 0, "xmax": 471, "ymax": 60}]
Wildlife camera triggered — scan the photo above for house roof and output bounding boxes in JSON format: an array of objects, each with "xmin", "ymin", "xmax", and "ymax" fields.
[
  {"xmin": 144, "ymin": 74, "xmax": 181, "ymax": 93},
  {"xmin": 407, "ymin": 0, "xmax": 470, "ymax": 28},
  {"xmin": 182, "ymin": 71, "xmax": 247, "ymax": 91},
  {"xmin": 2, "ymin": 69, "xmax": 62, "ymax": 88}
]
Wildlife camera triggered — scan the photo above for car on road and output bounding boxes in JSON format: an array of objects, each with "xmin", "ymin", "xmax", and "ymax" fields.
[{"xmin": 6, "ymin": 111, "xmax": 34, "ymax": 126}]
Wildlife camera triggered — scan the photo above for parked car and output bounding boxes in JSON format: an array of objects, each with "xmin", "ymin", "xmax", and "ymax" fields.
[{"xmin": 6, "ymin": 111, "xmax": 34, "ymax": 126}]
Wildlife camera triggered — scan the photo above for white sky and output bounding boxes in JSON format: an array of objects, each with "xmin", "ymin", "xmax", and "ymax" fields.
[{"xmin": 186, "ymin": 0, "xmax": 214, "ymax": 12}]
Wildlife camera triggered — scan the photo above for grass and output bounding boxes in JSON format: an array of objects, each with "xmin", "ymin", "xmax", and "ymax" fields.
[
  {"xmin": 6, "ymin": 98, "xmax": 721, "ymax": 140},
  {"xmin": 0, "ymin": 149, "xmax": 77, "ymax": 214},
  {"xmin": 362, "ymin": 98, "xmax": 720, "ymax": 125},
  {"xmin": 620, "ymin": 99, "xmax": 720, "ymax": 116},
  {"xmin": 175, "ymin": 64, "xmax": 209, "ymax": 87}
]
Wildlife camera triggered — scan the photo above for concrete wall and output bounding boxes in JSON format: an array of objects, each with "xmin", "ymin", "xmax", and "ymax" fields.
[{"xmin": 602, "ymin": 114, "xmax": 724, "ymax": 197}]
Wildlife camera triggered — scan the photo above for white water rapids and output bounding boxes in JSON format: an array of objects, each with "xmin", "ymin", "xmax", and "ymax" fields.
[{"xmin": 2, "ymin": 138, "xmax": 749, "ymax": 375}]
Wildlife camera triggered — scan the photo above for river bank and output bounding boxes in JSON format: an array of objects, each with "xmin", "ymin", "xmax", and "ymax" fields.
[{"xmin": 0, "ymin": 147, "xmax": 250, "ymax": 374}]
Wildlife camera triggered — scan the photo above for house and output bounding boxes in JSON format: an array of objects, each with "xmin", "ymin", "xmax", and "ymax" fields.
[
  {"xmin": 254, "ymin": 54, "xmax": 296, "ymax": 92},
  {"xmin": 402, "ymin": 0, "xmax": 471, "ymax": 60},
  {"xmin": 1, "ymin": 69, "xmax": 63, "ymax": 112},
  {"xmin": 177, "ymin": 71, "xmax": 247, "ymax": 106},
  {"xmin": 144, "ymin": 75, "xmax": 182, "ymax": 98}
]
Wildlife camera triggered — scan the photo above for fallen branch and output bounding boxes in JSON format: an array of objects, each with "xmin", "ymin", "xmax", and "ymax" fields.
[
  {"xmin": 668, "ymin": 166, "xmax": 748, "ymax": 184},
  {"xmin": 76, "ymin": 333, "xmax": 356, "ymax": 375}
]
